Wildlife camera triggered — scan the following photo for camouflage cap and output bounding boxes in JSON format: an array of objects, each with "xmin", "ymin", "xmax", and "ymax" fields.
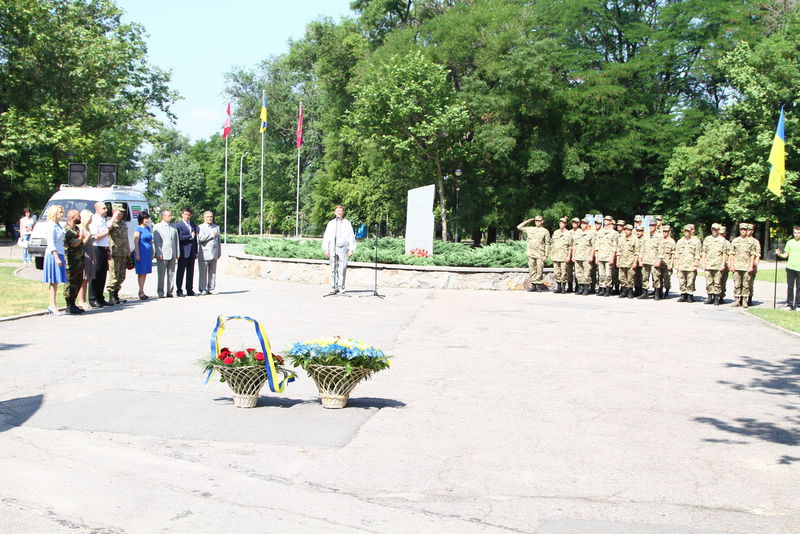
[
  {"xmin": 711, "ymin": 223, "xmax": 721, "ymax": 230},
  {"xmin": 111, "ymin": 203, "xmax": 125, "ymax": 211},
  {"xmin": 534, "ymin": 215, "xmax": 543, "ymax": 221},
  {"xmin": 616, "ymin": 219, "xmax": 625, "ymax": 225},
  {"xmin": 635, "ymin": 226, "xmax": 644, "ymax": 231},
  {"xmin": 683, "ymin": 224, "xmax": 693, "ymax": 231},
  {"xmin": 603, "ymin": 215, "xmax": 614, "ymax": 221},
  {"xmin": 559, "ymin": 216, "xmax": 568, "ymax": 223},
  {"xmin": 719, "ymin": 225, "xmax": 727, "ymax": 232},
  {"xmin": 740, "ymin": 222, "xmax": 751, "ymax": 230},
  {"xmin": 634, "ymin": 215, "xmax": 643, "ymax": 221},
  {"xmin": 571, "ymin": 217, "xmax": 580, "ymax": 223},
  {"xmin": 624, "ymin": 224, "xmax": 633, "ymax": 230},
  {"xmin": 662, "ymin": 225, "xmax": 671, "ymax": 231},
  {"xmin": 581, "ymin": 218, "xmax": 591, "ymax": 224},
  {"xmin": 655, "ymin": 215, "xmax": 663, "ymax": 221}
]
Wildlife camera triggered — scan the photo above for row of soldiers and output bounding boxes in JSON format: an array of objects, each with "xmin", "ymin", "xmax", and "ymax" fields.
[{"xmin": 518, "ymin": 215, "xmax": 762, "ymax": 307}]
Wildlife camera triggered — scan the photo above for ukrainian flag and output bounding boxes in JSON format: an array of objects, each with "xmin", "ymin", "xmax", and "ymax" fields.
[
  {"xmin": 768, "ymin": 107, "xmax": 786, "ymax": 196},
  {"xmin": 260, "ymin": 93, "xmax": 268, "ymax": 133}
]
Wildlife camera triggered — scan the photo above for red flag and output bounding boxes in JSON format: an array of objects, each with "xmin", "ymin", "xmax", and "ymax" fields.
[
  {"xmin": 295, "ymin": 102, "xmax": 303, "ymax": 149},
  {"xmin": 222, "ymin": 102, "xmax": 231, "ymax": 139}
]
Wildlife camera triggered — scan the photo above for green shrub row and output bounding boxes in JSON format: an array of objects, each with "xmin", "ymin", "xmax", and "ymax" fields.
[{"xmin": 242, "ymin": 237, "xmax": 530, "ymax": 268}]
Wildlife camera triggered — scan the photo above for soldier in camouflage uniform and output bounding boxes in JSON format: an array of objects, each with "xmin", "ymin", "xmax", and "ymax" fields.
[
  {"xmin": 636, "ymin": 221, "xmax": 660, "ymax": 299},
  {"xmin": 594, "ymin": 215, "xmax": 618, "ymax": 296},
  {"xmin": 728, "ymin": 223, "xmax": 758, "ymax": 308},
  {"xmin": 517, "ymin": 215, "xmax": 550, "ymax": 292},
  {"xmin": 588, "ymin": 218, "xmax": 602, "ymax": 294},
  {"xmin": 550, "ymin": 217, "xmax": 573, "ymax": 293},
  {"xmin": 616, "ymin": 224, "xmax": 637, "ymax": 298},
  {"xmin": 701, "ymin": 223, "xmax": 729, "ymax": 306},
  {"xmin": 719, "ymin": 225, "xmax": 730, "ymax": 301},
  {"xmin": 611, "ymin": 219, "xmax": 625, "ymax": 294},
  {"xmin": 746, "ymin": 224, "xmax": 761, "ymax": 306},
  {"xmin": 63, "ymin": 209, "xmax": 86, "ymax": 315},
  {"xmin": 656, "ymin": 225, "xmax": 675, "ymax": 299},
  {"xmin": 106, "ymin": 204, "xmax": 130, "ymax": 305},
  {"xmin": 566, "ymin": 217, "xmax": 581, "ymax": 292},
  {"xmin": 674, "ymin": 224, "xmax": 701, "ymax": 302},
  {"xmin": 572, "ymin": 218, "xmax": 596, "ymax": 295},
  {"xmin": 632, "ymin": 216, "xmax": 644, "ymax": 295}
]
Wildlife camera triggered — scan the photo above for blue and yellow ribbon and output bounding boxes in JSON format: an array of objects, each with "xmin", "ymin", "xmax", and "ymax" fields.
[{"xmin": 207, "ymin": 315, "xmax": 295, "ymax": 392}]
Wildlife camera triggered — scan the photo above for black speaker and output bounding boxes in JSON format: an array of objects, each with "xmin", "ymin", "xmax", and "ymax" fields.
[
  {"xmin": 68, "ymin": 163, "xmax": 87, "ymax": 186},
  {"xmin": 98, "ymin": 163, "xmax": 117, "ymax": 187}
]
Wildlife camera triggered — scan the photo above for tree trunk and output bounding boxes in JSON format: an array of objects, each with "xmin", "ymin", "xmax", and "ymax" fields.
[
  {"xmin": 434, "ymin": 156, "xmax": 448, "ymax": 242},
  {"xmin": 487, "ymin": 226, "xmax": 497, "ymax": 245},
  {"xmin": 471, "ymin": 229, "xmax": 482, "ymax": 247}
]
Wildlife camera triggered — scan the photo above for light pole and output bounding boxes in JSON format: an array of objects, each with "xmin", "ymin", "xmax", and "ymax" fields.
[
  {"xmin": 239, "ymin": 153, "xmax": 248, "ymax": 235},
  {"xmin": 454, "ymin": 168, "xmax": 462, "ymax": 242}
]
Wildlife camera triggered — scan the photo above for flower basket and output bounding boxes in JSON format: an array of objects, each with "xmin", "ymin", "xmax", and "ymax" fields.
[
  {"xmin": 214, "ymin": 365, "xmax": 268, "ymax": 408},
  {"xmin": 200, "ymin": 315, "xmax": 296, "ymax": 408},
  {"xmin": 307, "ymin": 365, "xmax": 373, "ymax": 409}
]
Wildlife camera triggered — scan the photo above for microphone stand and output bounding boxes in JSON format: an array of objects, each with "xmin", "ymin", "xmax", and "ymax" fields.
[{"xmin": 359, "ymin": 222, "xmax": 385, "ymax": 299}]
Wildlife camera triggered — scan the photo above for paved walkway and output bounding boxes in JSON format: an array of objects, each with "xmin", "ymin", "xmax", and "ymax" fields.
[{"xmin": 0, "ymin": 253, "xmax": 799, "ymax": 533}]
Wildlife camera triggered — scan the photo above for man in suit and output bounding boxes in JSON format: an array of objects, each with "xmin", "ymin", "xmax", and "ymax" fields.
[
  {"xmin": 153, "ymin": 209, "xmax": 179, "ymax": 298},
  {"xmin": 197, "ymin": 210, "xmax": 221, "ymax": 295},
  {"xmin": 175, "ymin": 207, "xmax": 198, "ymax": 297}
]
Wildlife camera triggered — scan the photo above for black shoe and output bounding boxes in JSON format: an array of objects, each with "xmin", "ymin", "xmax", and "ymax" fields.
[
  {"xmin": 678, "ymin": 294, "xmax": 687, "ymax": 302},
  {"xmin": 628, "ymin": 288, "xmax": 635, "ymax": 298},
  {"xmin": 177, "ymin": 290, "xmax": 184, "ymax": 297},
  {"xmin": 566, "ymin": 283, "xmax": 573, "ymax": 293},
  {"xmin": 534, "ymin": 284, "xmax": 542, "ymax": 292},
  {"xmin": 527, "ymin": 284, "xmax": 535, "ymax": 292},
  {"xmin": 714, "ymin": 295, "xmax": 721, "ymax": 306},
  {"xmin": 66, "ymin": 300, "xmax": 84, "ymax": 315},
  {"xmin": 638, "ymin": 291, "xmax": 649, "ymax": 299},
  {"xmin": 705, "ymin": 295, "xmax": 714, "ymax": 305},
  {"xmin": 97, "ymin": 298, "xmax": 110, "ymax": 307},
  {"xmin": 619, "ymin": 288, "xmax": 626, "ymax": 298},
  {"xmin": 654, "ymin": 289, "xmax": 662, "ymax": 301},
  {"xmin": 89, "ymin": 300, "xmax": 100, "ymax": 308},
  {"xmin": 555, "ymin": 283, "xmax": 563, "ymax": 294},
  {"xmin": 687, "ymin": 294, "xmax": 694, "ymax": 303},
  {"xmin": 107, "ymin": 292, "xmax": 119, "ymax": 305},
  {"xmin": 748, "ymin": 296, "xmax": 753, "ymax": 306}
]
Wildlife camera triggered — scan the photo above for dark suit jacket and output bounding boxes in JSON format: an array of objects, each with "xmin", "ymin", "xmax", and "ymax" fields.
[{"xmin": 177, "ymin": 219, "xmax": 198, "ymax": 259}]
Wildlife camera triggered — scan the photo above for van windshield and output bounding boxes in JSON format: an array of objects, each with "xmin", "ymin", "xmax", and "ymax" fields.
[{"xmin": 39, "ymin": 200, "xmax": 133, "ymax": 222}]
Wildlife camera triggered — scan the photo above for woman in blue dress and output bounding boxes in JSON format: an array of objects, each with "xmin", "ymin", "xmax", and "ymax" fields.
[
  {"xmin": 42, "ymin": 204, "xmax": 67, "ymax": 315},
  {"xmin": 133, "ymin": 211, "xmax": 153, "ymax": 299}
]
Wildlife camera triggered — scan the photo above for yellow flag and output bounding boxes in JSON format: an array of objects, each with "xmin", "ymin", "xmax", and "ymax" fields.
[{"xmin": 767, "ymin": 108, "xmax": 786, "ymax": 196}]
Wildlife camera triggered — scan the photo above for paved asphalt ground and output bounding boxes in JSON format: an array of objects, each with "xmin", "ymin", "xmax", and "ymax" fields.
[{"xmin": 1, "ymin": 248, "xmax": 799, "ymax": 533}]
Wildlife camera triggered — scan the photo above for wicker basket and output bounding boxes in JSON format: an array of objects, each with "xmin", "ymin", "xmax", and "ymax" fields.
[
  {"xmin": 214, "ymin": 365, "xmax": 268, "ymax": 408},
  {"xmin": 307, "ymin": 365, "xmax": 373, "ymax": 409}
]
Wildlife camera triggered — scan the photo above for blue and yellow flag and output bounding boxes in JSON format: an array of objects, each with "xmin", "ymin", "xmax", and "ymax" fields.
[
  {"xmin": 260, "ymin": 93, "xmax": 268, "ymax": 133},
  {"xmin": 767, "ymin": 107, "xmax": 786, "ymax": 196}
]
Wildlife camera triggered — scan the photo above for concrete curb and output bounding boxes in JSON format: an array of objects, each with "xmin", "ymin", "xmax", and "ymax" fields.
[{"xmin": 744, "ymin": 309, "xmax": 800, "ymax": 339}]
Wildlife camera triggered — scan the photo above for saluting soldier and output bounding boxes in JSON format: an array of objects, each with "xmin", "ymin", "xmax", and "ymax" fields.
[
  {"xmin": 63, "ymin": 209, "xmax": 86, "ymax": 315},
  {"xmin": 636, "ymin": 221, "xmax": 660, "ymax": 299},
  {"xmin": 550, "ymin": 217, "xmax": 573, "ymax": 293},
  {"xmin": 594, "ymin": 215, "xmax": 618, "ymax": 296},
  {"xmin": 572, "ymin": 218, "xmax": 596, "ymax": 295},
  {"xmin": 517, "ymin": 215, "xmax": 550, "ymax": 292},
  {"xmin": 656, "ymin": 225, "xmax": 676, "ymax": 299},
  {"xmin": 746, "ymin": 224, "xmax": 761, "ymax": 306},
  {"xmin": 674, "ymin": 224, "xmax": 702, "ymax": 302},
  {"xmin": 612, "ymin": 219, "xmax": 625, "ymax": 294},
  {"xmin": 719, "ymin": 225, "xmax": 730, "ymax": 301},
  {"xmin": 729, "ymin": 223, "xmax": 758, "ymax": 308},
  {"xmin": 701, "ymin": 223, "xmax": 729, "ymax": 305},
  {"xmin": 106, "ymin": 204, "xmax": 130, "ymax": 305},
  {"xmin": 566, "ymin": 217, "xmax": 581, "ymax": 293},
  {"xmin": 617, "ymin": 224, "xmax": 638, "ymax": 298}
]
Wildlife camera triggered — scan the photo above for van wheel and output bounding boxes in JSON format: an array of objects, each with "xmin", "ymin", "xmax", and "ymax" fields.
[{"xmin": 34, "ymin": 256, "xmax": 44, "ymax": 270}]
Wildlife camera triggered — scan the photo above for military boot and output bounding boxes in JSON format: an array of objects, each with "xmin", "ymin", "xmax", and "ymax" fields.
[
  {"xmin": 108, "ymin": 291, "xmax": 120, "ymax": 305},
  {"xmin": 704, "ymin": 295, "xmax": 714, "ymax": 305},
  {"xmin": 637, "ymin": 290, "xmax": 649, "ymax": 299},
  {"xmin": 732, "ymin": 297, "xmax": 741, "ymax": 307},
  {"xmin": 686, "ymin": 294, "xmax": 694, "ymax": 303},
  {"xmin": 65, "ymin": 299, "xmax": 84, "ymax": 315},
  {"xmin": 714, "ymin": 294, "xmax": 721, "ymax": 306},
  {"xmin": 582, "ymin": 284, "xmax": 589, "ymax": 296},
  {"xmin": 742, "ymin": 297, "xmax": 750, "ymax": 309},
  {"xmin": 678, "ymin": 293, "xmax": 687, "ymax": 302},
  {"xmin": 747, "ymin": 296, "xmax": 753, "ymax": 307},
  {"xmin": 566, "ymin": 281, "xmax": 573, "ymax": 293},
  {"xmin": 653, "ymin": 288, "xmax": 662, "ymax": 301}
]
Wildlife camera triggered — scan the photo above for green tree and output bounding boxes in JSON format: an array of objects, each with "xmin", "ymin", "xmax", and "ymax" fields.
[{"xmin": 160, "ymin": 153, "xmax": 205, "ymax": 213}]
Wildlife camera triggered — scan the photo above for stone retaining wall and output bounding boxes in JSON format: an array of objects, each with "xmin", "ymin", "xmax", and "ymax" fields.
[{"xmin": 226, "ymin": 253, "xmax": 555, "ymax": 291}]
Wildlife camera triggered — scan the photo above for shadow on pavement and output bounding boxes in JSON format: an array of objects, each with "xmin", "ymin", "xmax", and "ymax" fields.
[
  {"xmin": 0, "ymin": 343, "xmax": 29, "ymax": 351},
  {"xmin": 0, "ymin": 394, "xmax": 43, "ymax": 431},
  {"xmin": 212, "ymin": 396, "xmax": 307, "ymax": 408},
  {"xmin": 695, "ymin": 356, "xmax": 800, "ymax": 456},
  {"xmin": 345, "ymin": 397, "xmax": 406, "ymax": 409}
]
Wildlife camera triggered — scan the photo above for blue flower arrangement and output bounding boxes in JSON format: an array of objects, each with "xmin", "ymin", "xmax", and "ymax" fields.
[{"xmin": 287, "ymin": 337, "xmax": 391, "ymax": 374}]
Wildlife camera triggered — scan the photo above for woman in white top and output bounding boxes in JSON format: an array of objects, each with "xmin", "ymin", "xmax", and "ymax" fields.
[
  {"xmin": 43, "ymin": 205, "xmax": 67, "ymax": 315},
  {"xmin": 19, "ymin": 207, "xmax": 35, "ymax": 263}
]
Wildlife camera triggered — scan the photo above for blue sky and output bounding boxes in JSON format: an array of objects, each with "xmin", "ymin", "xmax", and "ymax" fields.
[{"xmin": 117, "ymin": 0, "xmax": 354, "ymax": 141}]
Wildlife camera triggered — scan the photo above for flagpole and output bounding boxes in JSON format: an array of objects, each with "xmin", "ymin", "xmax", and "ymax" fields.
[
  {"xmin": 295, "ymin": 101, "xmax": 302, "ymax": 238},
  {"xmin": 260, "ymin": 90, "xmax": 265, "ymax": 237},
  {"xmin": 224, "ymin": 135, "xmax": 228, "ymax": 244}
]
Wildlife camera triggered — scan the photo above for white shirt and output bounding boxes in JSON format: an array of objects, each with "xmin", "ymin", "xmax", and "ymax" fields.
[
  {"xmin": 90, "ymin": 215, "xmax": 109, "ymax": 247},
  {"xmin": 19, "ymin": 216, "xmax": 34, "ymax": 236},
  {"xmin": 322, "ymin": 218, "xmax": 356, "ymax": 253}
]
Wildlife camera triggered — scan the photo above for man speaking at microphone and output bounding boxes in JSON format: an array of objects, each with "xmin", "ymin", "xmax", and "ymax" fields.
[{"xmin": 322, "ymin": 205, "xmax": 356, "ymax": 294}]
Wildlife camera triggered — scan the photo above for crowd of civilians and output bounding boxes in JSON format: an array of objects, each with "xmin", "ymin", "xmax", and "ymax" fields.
[{"xmin": 39, "ymin": 205, "xmax": 221, "ymax": 315}]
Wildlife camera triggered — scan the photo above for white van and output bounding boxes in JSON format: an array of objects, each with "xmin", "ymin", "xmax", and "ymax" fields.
[{"xmin": 29, "ymin": 185, "xmax": 151, "ymax": 269}]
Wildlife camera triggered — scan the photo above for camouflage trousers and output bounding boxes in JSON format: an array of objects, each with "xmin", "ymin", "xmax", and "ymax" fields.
[
  {"xmin": 749, "ymin": 269, "xmax": 757, "ymax": 297},
  {"xmin": 732, "ymin": 270, "xmax": 751, "ymax": 297},
  {"xmin": 705, "ymin": 269, "xmax": 723, "ymax": 295},
  {"xmin": 574, "ymin": 260, "xmax": 591, "ymax": 285},
  {"xmin": 596, "ymin": 260, "xmax": 612, "ymax": 288},
  {"xmin": 611, "ymin": 264, "xmax": 619, "ymax": 288},
  {"xmin": 552, "ymin": 261, "xmax": 568, "ymax": 283},
  {"xmin": 590, "ymin": 262, "xmax": 597, "ymax": 287},
  {"xmin": 641, "ymin": 264, "xmax": 659, "ymax": 290},
  {"xmin": 720, "ymin": 269, "xmax": 729, "ymax": 298},
  {"xmin": 678, "ymin": 270, "xmax": 697, "ymax": 295},
  {"xmin": 107, "ymin": 255, "xmax": 127, "ymax": 293},
  {"xmin": 63, "ymin": 257, "xmax": 84, "ymax": 301},
  {"xmin": 566, "ymin": 261, "xmax": 574, "ymax": 286},
  {"xmin": 618, "ymin": 266, "xmax": 634, "ymax": 287},
  {"xmin": 657, "ymin": 266, "xmax": 672, "ymax": 291},
  {"xmin": 634, "ymin": 266, "xmax": 642, "ymax": 288},
  {"xmin": 527, "ymin": 256, "xmax": 545, "ymax": 284}
]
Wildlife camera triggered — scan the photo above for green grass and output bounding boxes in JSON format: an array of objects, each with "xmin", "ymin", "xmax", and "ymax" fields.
[
  {"xmin": 0, "ymin": 259, "xmax": 24, "ymax": 264},
  {"xmin": 755, "ymin": 268, "xmax": 787, "ymax": 283},
  {"xmin": 749, "ymin": 308, "xmax": 800, "ymax": 334},
  {"xmin": 0, "ymin": 266, "xmax": 65, "ymax": 317}
]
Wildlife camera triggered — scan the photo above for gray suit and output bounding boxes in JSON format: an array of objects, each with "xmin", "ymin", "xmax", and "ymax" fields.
[
  {"xmin": 197, "ymin": 222, "xmax": 221, "ymax": 293},
  {"xmin": 153, "ymin": 220, "xmax": 179, "ymax": 297}
]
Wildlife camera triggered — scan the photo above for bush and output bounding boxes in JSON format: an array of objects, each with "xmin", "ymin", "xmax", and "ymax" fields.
[{"xmin": 243, "ymin": 237, "xmax": 529, "ymax": 268}]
